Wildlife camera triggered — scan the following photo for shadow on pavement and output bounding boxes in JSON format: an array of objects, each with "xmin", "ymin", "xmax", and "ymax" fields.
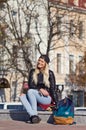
[{"xmin": 9, "ymin": 110, "xmax": 30, "ymax": 122}]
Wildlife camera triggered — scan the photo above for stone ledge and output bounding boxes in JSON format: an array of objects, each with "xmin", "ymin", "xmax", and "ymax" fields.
[
  {"xmin": 75, "ymin": 111, "xmax": 86, "ymax": 116},
  {"xmin": 0, "ymin": 110, "xmax": 86, "ymax": 124},
  {"xmin": 0, "ymin": 110, "xmax": 53, "ymax": 123}
]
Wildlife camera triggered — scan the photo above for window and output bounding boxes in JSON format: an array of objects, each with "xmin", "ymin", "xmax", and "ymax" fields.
[
  {"xmin": 79, "ymin": 55, "xmax": 83, "ymax": 61},
  {"xmin": 13, "ymin": 45, "xmax": 18, "ymax": 58},
  {"xmin": 0, "ymin": 104, "xmax": 4, "ymax": 109},
  {"xmin": 69, "ymin": 55, "xmax": 74, "ymax": 74},
  {"xmin": 69, "ymin": 91, "xmax": 84, "ymax": 107},
  {"xmin": 78, "ymin": 56, "xmax": 83, "ymax": 73},
  {"xmin": 12, "ymin": 45, "xmax": 18, "ymax": 66},
  {"xmin": 69, "ymin": 20, "xmax": 75, "ymax": 37},
  {"xmin": 57, "ymin": 53, "xmax": 61, "ymax": 74},
  {"xmin": 78, "ymin": 21, "xmax": 83, "ymax": 39},
  {"xmin": 11, "ymin": 10, "xmax": 17, "ymax": 16},
  {"xmin": 0, "ymin": 46, "xmax": 7, "ymax": 76},
  {"xmin": 11, "ymin": 81, "xmax": 17, "ymax": 101},
  {"xmin": 72, "ymin": 90, "xmax": 84, "ymax": 107},
  {"xmin": 56, "ymin": 16, "xmax": 62, "ymax": 34},
  {"xmin": 69, "ymin": 20, "xmax": 83, "ymax": 39},
  {"xmin": 84, "ymin": 92, "xmax": 86, "ymax": 107},
  {"xmin": 7, "ymin": 104, "xmax": 24, "ymax": 110}
]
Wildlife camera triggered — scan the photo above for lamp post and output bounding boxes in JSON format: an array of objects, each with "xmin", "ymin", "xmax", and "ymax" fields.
[{"xmin": 56, "ymin": 85, "xmax": 64, "ymax": 100}]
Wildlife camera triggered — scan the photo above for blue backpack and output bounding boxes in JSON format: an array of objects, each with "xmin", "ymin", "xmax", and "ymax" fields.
[{"xmin": 53, "ymin": 97, "xmax": 74, "ymax": 125}]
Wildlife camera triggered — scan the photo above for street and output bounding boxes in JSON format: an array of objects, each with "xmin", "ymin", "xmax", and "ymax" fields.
[{"xmin": 0, "ymin": 120, "xmax": 86, "ymax": 130}]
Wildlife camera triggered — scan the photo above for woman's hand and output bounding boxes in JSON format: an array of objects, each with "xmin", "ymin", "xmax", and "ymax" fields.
[{"xmin": 39, "ymin": 88, "xmax": 49, "ymax": 96}]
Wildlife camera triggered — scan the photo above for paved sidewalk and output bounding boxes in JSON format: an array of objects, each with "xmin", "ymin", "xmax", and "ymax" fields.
[{"xmin": 0, "ymin": 120, "xmax": 86, "ymax": 130}]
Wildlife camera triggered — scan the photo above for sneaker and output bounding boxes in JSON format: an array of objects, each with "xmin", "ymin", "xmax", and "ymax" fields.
[{"xmin": 30, "ymin": 115, "xmax": 41, "ymax": 124}]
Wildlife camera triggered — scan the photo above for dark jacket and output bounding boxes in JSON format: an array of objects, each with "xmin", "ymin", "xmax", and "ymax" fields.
[{"xmin": 28, "ymin": 69, "xmax": 58, "ymax": 105}]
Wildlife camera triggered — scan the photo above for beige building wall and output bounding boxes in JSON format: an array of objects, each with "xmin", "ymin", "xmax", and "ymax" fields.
[
  {"xmin": 49, "ymin": 6, "xmax": 86, "ymax": 97},
  {"xmin": 0, "ymin": 0, "xmax": 86, "ymax": 102}
]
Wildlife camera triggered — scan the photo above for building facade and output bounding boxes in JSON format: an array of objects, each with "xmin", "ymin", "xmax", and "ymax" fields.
[
  {"xmin": 48, "ymin": 0, "xmax": 86, "ymax": 106},
  {"xmin": 0, "ymin": 0, "xmax": 86, "ymax": 107},
  {"xmin": 0, "ymin": 0, "xmax": 48, "ymax": 102}
]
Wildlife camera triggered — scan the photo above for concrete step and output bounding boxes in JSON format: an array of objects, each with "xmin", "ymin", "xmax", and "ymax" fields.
[
  {"xmin": 0, "ymin": 110, "xmax": 52, "ymax": 122},
  {"xmin": 0, "ymin": 109, "xmax": 86, "ymax": 124}
]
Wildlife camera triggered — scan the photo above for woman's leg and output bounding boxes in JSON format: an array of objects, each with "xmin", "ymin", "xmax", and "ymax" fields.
[
  {"xmin": 20, "ymin": 94, "xmax": 37, "ymax": 117},
  {"xmin": 20, "ymin": 89, "xmax": 51, "ymax": 116},
  {"xmin": 27, "ymin": 89, "xmax": 51, "ymax": 109},
  {"xmin": 20, "ymin": 90, "xmax": 45, "ymax": 123}
]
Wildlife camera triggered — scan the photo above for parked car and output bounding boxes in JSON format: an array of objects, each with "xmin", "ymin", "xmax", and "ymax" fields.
[{"xmin": 0, "ymin": 102, "xmax": 24, "ymax": 110}]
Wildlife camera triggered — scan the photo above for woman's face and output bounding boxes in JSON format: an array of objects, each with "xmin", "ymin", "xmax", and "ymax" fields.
[{"xmin": 37, "ymin": 58, "xmax": 46, "ymax": 70}]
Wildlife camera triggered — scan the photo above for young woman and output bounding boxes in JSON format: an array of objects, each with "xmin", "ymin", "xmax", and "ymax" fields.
[{"xmin": 20, "ymin": 55, "xmax": 58, "ymax": 123}]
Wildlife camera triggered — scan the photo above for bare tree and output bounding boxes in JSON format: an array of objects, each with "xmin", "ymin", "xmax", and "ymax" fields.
[
  {"xmin": 68, "ymin": 51, "xmax": 86, "ymax": 89},
  {"xmin": 0, "ymin": 0, "xmax": 86, "ymax": 101},
  {"xmin": 33, "ymin": 0, "xmax": 86, "ymax": 57},
  {"xmin": 0, "ymin": 0, "xmax": 41, "ymax": 80},
  {"xmin": 0, "ymin": 0, "xmax": 85, "ymax": 75}
]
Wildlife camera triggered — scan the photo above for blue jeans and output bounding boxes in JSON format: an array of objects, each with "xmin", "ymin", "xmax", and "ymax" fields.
[{"xmin": 20, "ymin": 89, "xmax": 51, "ymax": 117}]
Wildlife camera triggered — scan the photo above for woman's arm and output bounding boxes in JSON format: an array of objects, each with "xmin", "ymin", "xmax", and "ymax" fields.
[
  {"xmin": 28, "ymin": 69, "xmax": 36, "ymax": 89},
  {"xmin": 49, "ymin": 70, "xmax": 58, "ymax": 105}
]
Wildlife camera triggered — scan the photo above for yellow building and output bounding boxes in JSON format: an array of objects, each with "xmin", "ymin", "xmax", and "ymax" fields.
[
  {"xmin": 48, "ymin": 0, "xmax": 86, "ymax": 106},
  {"xmin": 0, "ymin": 0, "xmax": 86, "ymax": 107}
]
